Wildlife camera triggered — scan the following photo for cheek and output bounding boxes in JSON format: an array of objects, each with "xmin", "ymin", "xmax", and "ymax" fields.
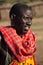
[
  {"xmin": 19, "ymin": 24, "xmax": 25, "ymax": 31},
  {"xmin": 22, "ymin": 18, "xmax": 27, "ymax": 23},
  {"xmin": 22, "ymin": 18, "xmax": 30, "ymax": 23},
  {"xmin": 20, "ymin": 24, "xmax": 24, "ymax": 29}
]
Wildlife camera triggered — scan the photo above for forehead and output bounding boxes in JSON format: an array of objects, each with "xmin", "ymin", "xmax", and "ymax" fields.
[{"xmin": 23, "ymin": 9, "xmax": 32, "ymax": 17}]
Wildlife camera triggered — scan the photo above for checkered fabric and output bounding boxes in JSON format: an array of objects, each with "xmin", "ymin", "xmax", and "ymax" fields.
[{"xmin": 0, "ymin": 27, "xmax": 36, "ymax": 62}]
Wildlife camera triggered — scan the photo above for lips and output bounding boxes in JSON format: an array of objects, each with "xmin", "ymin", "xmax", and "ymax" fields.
[
  {"xmin": 23, "ymin": 26, "xmax": 29, "ymax": 34},
  {"xmin": 24, "ymin": 27, "xmax": 29, "ymax": 31}
]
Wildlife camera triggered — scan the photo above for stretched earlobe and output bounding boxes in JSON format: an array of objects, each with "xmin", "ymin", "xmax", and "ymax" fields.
[{"xmin": 11, "ymin": 14, "xmax": 16, "ymax": 20}]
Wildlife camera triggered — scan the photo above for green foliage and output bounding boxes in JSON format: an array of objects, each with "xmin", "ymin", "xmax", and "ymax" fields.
[
  {"xmin": 0, "ymin": 0, "xmax": 5, "ymax": 5},
  {"xmin": 0, "ymin": 0, "xmax": 43, "ymax": 5},
  {"xmin": 4, "ymin": 0, "xmax": 30, "ymax": 3}
]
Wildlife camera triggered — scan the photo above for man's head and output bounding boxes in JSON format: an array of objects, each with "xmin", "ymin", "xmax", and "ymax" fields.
[{"xmin": 9, "ymin": 3, "xmax": 32, "ymax": 35}]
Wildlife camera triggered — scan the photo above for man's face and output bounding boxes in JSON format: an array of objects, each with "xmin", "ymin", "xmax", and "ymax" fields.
[
  {"xmin": 11, "ymin": 9, "xmax": 32, "ymax": 35},
  {"xmin": 18, "ymin": 9, "xmax": 32, "ymax": 34}
]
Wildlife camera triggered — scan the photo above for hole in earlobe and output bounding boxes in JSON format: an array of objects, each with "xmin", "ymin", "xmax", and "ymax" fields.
[{"xmin": 11, "ymin": 14, "xmax": 16, "ymax": 20}]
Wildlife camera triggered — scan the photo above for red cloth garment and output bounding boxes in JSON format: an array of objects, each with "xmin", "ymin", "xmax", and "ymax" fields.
[{"xmin": 0, "ymin": 27, "xmax": 36, "ymax": 62}]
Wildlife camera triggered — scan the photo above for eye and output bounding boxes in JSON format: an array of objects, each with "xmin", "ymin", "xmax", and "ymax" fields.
[
  {"xmin": 30, "ymin": 17, "xmax": 32, "ymax": 20},
  {"xmin": 23, "ymin": 16, "xmax": 29, "ymax": 20}
]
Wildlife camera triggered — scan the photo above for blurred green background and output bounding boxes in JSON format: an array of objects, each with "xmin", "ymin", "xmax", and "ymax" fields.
[{"xmin": 0, "ymin": 0, "xmax": 43, "ymax": 5}]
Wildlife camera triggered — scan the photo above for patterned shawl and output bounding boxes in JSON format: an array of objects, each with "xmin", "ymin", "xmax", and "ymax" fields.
[{"xmin": 0, "ymin": 27, "xmax": 36, "ymax": 62}]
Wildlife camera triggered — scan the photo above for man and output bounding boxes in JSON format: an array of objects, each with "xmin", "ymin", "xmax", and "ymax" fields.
[{"xmin": 0, "ymin": 3, "xmax": 36, "ymax": 65}]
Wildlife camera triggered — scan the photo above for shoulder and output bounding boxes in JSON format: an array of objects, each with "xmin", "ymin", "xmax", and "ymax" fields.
[
  {"xmin": 29, "ymin": 30, "xmax": 36, "ymax": 40},
  {"xmin": 28, "ymin": 30, "xmax": 35, "ymax": 35},
  {"xmin": 29, "ymin": 30, "xmax": 36, "ymax": 35},
  {"xmin": 32, "ymin": 31, "xmax": 36, "ymax": 41}
]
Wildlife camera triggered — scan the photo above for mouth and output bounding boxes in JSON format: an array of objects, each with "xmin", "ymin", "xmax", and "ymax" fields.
[
  {"xmin": 24, "ymin": 27, "xmax": 29, "ymax": 31},
  {"xmin": 23, "ymin": 26, "xmax": 30, "ymax": 34}
]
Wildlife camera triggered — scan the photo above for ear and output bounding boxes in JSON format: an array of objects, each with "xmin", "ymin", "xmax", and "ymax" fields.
[
  {"xmin": 11, "ymin": 14, "xmax": 16, "ymax": 20},
  {"xmin": 10, "ymin": 14, "xmax": 16, "ymax": 26}
]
